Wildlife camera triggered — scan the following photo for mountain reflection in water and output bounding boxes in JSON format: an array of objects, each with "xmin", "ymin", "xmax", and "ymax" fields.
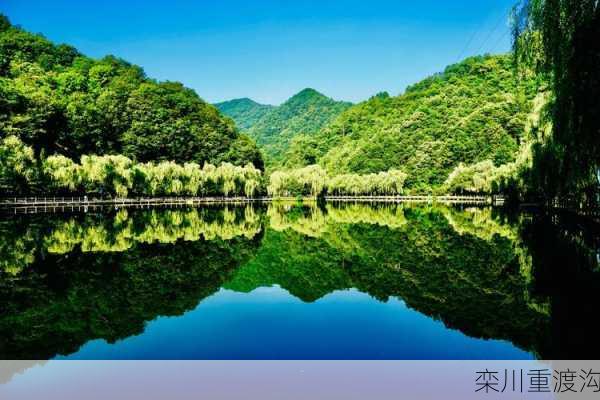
[{"xmin": 1, "ymin": 202, "xmax": 598, "ymax": 360}]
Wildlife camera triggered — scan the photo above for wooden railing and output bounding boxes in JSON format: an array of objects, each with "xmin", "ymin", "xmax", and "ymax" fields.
[
  {"xmin": 325, "ymin": 195, "xmax": 493, "ymax": 204},
  {"xmin": 0, "ymin": 194, "xmax": 503, "ymax": 215},
  {"xmin": 0, "ymin": 196, "xmax": 272, "ymax": 214},
  {"xmin": 0, "ymin": 196, "xmax": 271, "ymax": 206}
]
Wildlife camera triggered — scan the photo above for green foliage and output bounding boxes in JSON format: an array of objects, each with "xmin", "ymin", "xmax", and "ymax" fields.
[
  {"xmin": 512, "ymin": 0, "xmax": 600, "ymax": 206},
  {"xmin": 3, "ymin": 135, "xmax": 264, "ymax": 197},
  {"xmin": 268, "ymin": 164, "xmax": 328, "ymax": 197},
  {"xmin": 223, "ymin": 133, "xmax": 265, "ymax": 171},
  {"xmin": 0, "ymin": 17, "xmax": 78, "ymax": 74},
  {"xmin": 220, "ymin": 89, "xmax": 352, "ymax": 166},
  {"xmin": 0, "ymin": 15, "xmax": 262, "ymax": 169},
  {"xmin": 121, "ymin": 81, "xmax": 240, "ymax": 165},
  {"xmin": 0, "ymin": 135, "xmax": 37, "ymax": 192},
  {"xmin": 267, "ymin": 165, "xmax": 407, "ymax": 197},
  {"xmin": 327, "ymin": 169, "xmax": 407, "ymax": 196},
  {"xmin": 284, "ymin": 55, "xmax": 537, "ymax": 192},
  {"xmin": 42, "ymin": 154, "xmax": 81, "ymax": 191},
  {"xmin": 40, "ymin": 144, "xmax": 263, "ymax": 197},
  {"xmin": 214, "ymin": 98, "xmax": 274, "ymax": 131},
  {"xmin": 80, "ymin": 154, "xmax": 134, "ymax": 197},
  {"xmin": 443, "ymin": 160, "xmax": 499, "ymax": 194},
  {"xmin": 443, "ymin": 143, "xmax": 534, "ymax": 195}
]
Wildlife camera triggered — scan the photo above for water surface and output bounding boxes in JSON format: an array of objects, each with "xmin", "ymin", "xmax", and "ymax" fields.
[{"xmin": 1, "ymin": 202, "xmax": 598, "ymax": 359}]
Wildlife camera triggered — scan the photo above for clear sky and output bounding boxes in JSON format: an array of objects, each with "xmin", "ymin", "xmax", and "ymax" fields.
[{"xmin": 0, "ymin": 0, "xmax": 516, "ymax": 105}]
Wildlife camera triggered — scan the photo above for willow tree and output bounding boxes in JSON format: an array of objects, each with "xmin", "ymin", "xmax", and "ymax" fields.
[
  {"xmin": 295, "ymin": 165, "xmax": 328, "ymax": 196},
  {"xmin": 182, "ymin": 162, "xmax": 204, "ymax": 196},
  {"xmin": 216, "ymin": 162, "xmax": 237, "ymax": 196},
  {"xmin": 156, "ymin": 161, "xmax": 185, "ymax": 195},
  {"xmin": 6, "ymin": 137, "xmax": 264, "ymax": 197},
  {"xmin": 376, "ymin": 169, "xmax": 407, "ymax": 195},
  {"xmin": 267, "ymin": 170, "xmax": 288, "ymax": 197},
  {"xmin": 79, "ymin": 155, "xmax": 134, "ymax": 197},
  {"xmin": 40, "ymin": 155, "xmax": 263, "ymax": 197},
  {"xmin": 130, "ymin": 163, "xmax": 155, "ymax": 195},
  {"xmin": 43, "ymin": 155, "xmax": 81, "ymax": 192},
  {"xmin": 512, "ymin": 0, "xmax": 600, "ymax": 205},
  {"xmin": 242, "ymin": 163, "xmax": 261, "ymax": 197},
  {"xmin": 443, "ymin": 161, "xmax": 496, "ymax": 194},
  {"xmin": 0, "ymin": 135, "xmax": 37, "ymax": 193},
  {"xmin": 325, "ymin": 169, "xmax": 407, "ymax": 196},
  {"xmin": 267, "ymin": 165, "xmax": 328, "ymax": 197},
  {"xmin": 201, "ymin": 163, "xmax": 218, "ymax": 196}
]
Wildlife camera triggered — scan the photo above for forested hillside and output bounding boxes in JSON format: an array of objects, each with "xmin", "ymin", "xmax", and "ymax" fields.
[
  {"xmin": 215, "ymin": 98, "xmax": 274, "ymax": 131},
  {"xmin": 0, "ymin": 15, "xmax": 262, "ymax": 170},
  {"xmin": 0, "ymin": 13, "xmax": 549, "ymax": 198},
  {"xmin": 284, "ymin": 55, "xmax": 537, "ymax": 192},
  {"xmin": 220, "ymin": 88, "xmax": 351, "ymax": 166}
]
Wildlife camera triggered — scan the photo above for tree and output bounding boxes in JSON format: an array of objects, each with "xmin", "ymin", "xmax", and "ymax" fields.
[
  {"xmin": 512, "ymin": 0, "xmax": 600, "ymax": 205},
  {"xmin": 0, "ymin": 14, "xmax": 264, "ymax": 170},
  {"xmin": 282, "ymin": 56, "xmax": 536, "ymax": 193},
  {"xmin": 43, "ymin": 154, "xmax": 81, "ymax": 192},
  {"xmin": 268, "ymin": 166, "xmax": 407, "ymax": 197},
  {"xmin": 38, "ymin": 151, "xmax": 264, "ymax": 198},
  {"xmin": 0, "ymin": 135, "xmax": 37, "ymax": 193},
  {"xmin": 221, "ymin": 88, "xmax": 352, "ymax": 166}
]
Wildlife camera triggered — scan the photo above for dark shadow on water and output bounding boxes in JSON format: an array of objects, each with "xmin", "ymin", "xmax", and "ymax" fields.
[{"xmin": 0, "ymin": 203, "xmax": 598, "ymax": 359}]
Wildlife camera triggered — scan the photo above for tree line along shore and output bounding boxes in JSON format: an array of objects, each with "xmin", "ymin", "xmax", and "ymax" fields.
[{"xmin": 2, "ymin": 0, "xmax": 599, "ymax": 208}]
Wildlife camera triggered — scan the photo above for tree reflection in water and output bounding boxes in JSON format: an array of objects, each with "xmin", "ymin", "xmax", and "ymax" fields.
[{"xmin": 0, "ymin": 202, "xmax": 598, "ymax": 359}]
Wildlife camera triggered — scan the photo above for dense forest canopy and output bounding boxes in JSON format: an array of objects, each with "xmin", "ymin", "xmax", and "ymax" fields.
[
  {"xmin": 218, "ymin": 88, "xmax": 352, "ymax": 167},
  {"xmin": 0, "ymin": 14, "xmax": 263, "ymax": 170},
  {"xmin": 282, "ymin": 55, "xmax": 538, "ymax": 192}
]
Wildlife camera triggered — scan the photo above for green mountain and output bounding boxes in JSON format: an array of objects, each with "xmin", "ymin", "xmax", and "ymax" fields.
[
  {"xmin": 214, "ymin": 98, "xmax": 274, "ymax": 131},
  {"xmin": 219, "ymin": 88, "xmax": 352, "ymax": 166},
  {"xmin": 0, "ymin": 14, "xmax": 263, "ymax": 169},
  {"xmin": 284, "ymin": 55, "xmax": 538, "ymax": 191}
]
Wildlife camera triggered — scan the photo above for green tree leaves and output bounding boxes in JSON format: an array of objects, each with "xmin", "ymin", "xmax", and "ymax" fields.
[
  {"xmin": 512, "ymin": 0, "xmax": 600, "ymax": 205},
  {"xmin": 40, "ymin": 150, "xmax": 264, "ymax": 198},
  {"xmin": 0, "ymin": 135, "xmax": 37, "ymax": 192},
  {"xmin": 218, "ymin": 89, "xmax": 352, "ymax": 167},
  {"xmin": 284, "ymin": 55, "xmax": 537, "ymax": 193},
  {"xmin": 0, "ymin": 15, "xmax": 263, "ymax": 170},
  {"xmin": 267, "ymin": 165, "xmax": 407, "ymax": 197}
]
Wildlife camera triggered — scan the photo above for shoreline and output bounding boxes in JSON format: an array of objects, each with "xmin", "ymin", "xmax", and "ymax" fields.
[{"xmin": 0, "ymin": 195, "xmax": 495, "ymax": 215}]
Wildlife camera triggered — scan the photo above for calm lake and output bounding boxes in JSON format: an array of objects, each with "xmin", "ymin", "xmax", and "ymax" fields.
[{"xmin": 1, "ymin": 202, "xmax": 598, "ymax": 360}]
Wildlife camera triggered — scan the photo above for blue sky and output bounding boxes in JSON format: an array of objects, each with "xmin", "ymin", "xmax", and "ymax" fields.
[{"xmin": 1, "ymin": 0, "xmax": 516, "ymax": 105}]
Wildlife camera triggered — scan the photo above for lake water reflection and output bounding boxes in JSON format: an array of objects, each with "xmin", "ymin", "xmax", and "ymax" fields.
[{"xmin": 1, "ymin": 202, "xmax": 598, "ymax": 360}]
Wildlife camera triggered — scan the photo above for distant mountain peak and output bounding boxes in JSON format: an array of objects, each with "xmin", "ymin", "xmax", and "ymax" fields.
[
  {"xmin": 295, "ymin": 87, "xmax": 322, "ymax": 96},
  {"xmin": 287, "ymin": 88, "xmax": 328, "ymax": 102},
  {"xmin": 215, "ymin": 97, "xmax": 271, "ymax": 107},
  {"xmin": 217, "ymin": 88, "xmax": 352, "ymax": 165},
  {"xmin": 214, "ymin": 97, "xmax": 274, "ymax": 132}
]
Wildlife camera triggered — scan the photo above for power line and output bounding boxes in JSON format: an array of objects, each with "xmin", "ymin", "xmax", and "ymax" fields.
[
  {"xmin": 456, "ymin": 23, "xmax": 484, "ymax": 62},
  {"xmin": 455, "ymin": 8, "xmax": 495, "ymax": 63},
  {"xmin": 490, "ymin": 29, "xmax": 512, "ymax": 54},
  {"xmin": 472, "ymin": 4, "xmax": 514, "ymax": 56}
]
